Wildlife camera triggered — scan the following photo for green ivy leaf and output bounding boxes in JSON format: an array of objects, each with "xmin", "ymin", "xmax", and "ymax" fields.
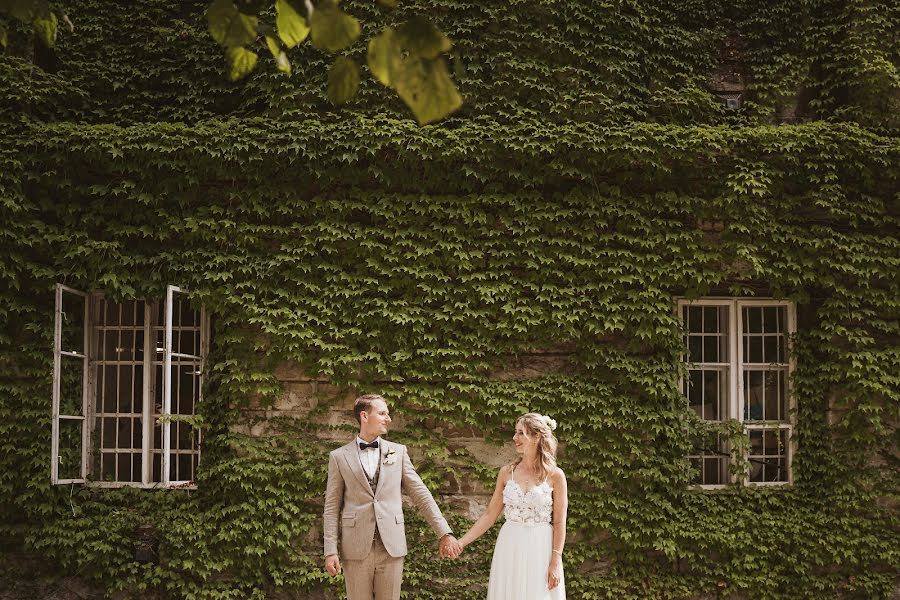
[
  {"xmin": 207, "ymin": 0, "xmax": 258, "ymax": 48},
  {"xmin": 326, "ymin": 56, "xmax": 359, "ymax": 105},
  {"xmin": 275, "ymin": 0, "xmax": 308, "ymax": 49},
  {"xmin": 310, "ymin": 0, "xmax": 360, "ymax": 53},
  {"xmin": 227, "ymin": 46, "xmax": 258, "ymax": 81},
  {"xmin": 0, "ymin": 23, "xmax": 6, "ymax": 49},
  {"xmin": 33, "ymin": 11, "xmax": 57, "ymax": 47}
]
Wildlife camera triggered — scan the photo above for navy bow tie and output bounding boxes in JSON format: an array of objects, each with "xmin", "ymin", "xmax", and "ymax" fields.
[{"xmin": 359, "ymin": 440, "xmax": 379, "ymax": 450}]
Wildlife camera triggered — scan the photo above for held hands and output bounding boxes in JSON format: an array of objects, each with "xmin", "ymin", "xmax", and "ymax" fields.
[
  {"xmin": 439, "ymin": 534, "xmax": 463, "ymax": 559},
  {"xmin": 325, "ymin": 554, "xmax": 342, "ymax": 577}
]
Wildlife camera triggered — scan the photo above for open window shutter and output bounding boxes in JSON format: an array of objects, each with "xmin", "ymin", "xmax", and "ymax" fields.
[
  {"xmin": 162, "ymin": 285, "xmax": 203, "ymax": 486},
  {"xmin": 52, "ymin": 284, "xmax": 89, "ymax": 484}
]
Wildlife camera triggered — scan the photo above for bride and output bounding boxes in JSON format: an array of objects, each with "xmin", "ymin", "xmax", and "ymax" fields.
[{"xmin": 458, "ymin": 413, "xmax": 567, "ymax": 599}]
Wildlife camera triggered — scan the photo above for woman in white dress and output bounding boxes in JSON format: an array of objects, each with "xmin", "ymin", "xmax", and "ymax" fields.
[{"xmin": 458, "ymin": 413, "xmax": 567, "ymax": 599}]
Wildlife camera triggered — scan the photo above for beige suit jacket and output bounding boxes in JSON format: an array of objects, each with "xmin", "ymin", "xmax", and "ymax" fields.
[{"xmin": 323, "ymin": 438, "xmax": 451, "ymax": 560}]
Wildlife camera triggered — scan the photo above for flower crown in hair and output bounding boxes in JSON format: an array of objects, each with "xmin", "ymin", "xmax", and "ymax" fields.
[{"xmin": 540, "ymin": 414, "xmax": 558, "ymax": 431}]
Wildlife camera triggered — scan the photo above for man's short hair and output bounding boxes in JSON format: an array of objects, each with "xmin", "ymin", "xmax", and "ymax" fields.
[{"xmin": 353, "ymin": 394, "xmax": 386, "ymax": 423}]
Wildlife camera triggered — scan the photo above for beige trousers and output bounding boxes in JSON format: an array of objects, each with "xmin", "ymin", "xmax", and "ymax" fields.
[{"xmin": 343, "ymin": 537, "xmax": 405, "ymax": 600}]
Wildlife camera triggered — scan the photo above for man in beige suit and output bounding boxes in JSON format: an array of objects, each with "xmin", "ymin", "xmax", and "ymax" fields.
[{"xmin": 324, "ymin": 394, "xmax": 461, "ymax": 600}]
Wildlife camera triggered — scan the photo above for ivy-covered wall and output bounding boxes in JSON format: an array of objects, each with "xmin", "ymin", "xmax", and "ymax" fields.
[{"xmin": 1, "ymin": 0, "xmax": 898, "ymax": 598}]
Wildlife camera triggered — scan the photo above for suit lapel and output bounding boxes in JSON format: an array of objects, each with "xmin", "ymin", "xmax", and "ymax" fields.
[
  {"xmin": 374, "ymin": 439, "xmax": 390, "ymax": 497},
  {"xmin": 342, "ymin": 440, "xmax": 374, "ymax": 497}
]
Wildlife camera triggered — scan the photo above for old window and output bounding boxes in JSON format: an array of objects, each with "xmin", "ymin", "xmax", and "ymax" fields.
[
  {"xmin": 678, "ymin": 298, "xmax": 795, "ymax": 487},
  {"xmin": 52, "ymin": 284, "xmax": 208, "ymax": 488}
]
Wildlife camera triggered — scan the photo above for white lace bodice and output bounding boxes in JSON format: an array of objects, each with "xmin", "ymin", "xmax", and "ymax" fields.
[{"xmin": 502, "ymin": 469, "xmax": 553, "ymax": 525}]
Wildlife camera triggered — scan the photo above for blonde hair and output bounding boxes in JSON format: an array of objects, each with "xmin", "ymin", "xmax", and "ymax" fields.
[
  {"xmin": 512, "ymin": 413, "xmax": 559, "ymax": 481},
  {"xmin": 353, "ymin": 394, "xmax": 386, "ymax": 423}
]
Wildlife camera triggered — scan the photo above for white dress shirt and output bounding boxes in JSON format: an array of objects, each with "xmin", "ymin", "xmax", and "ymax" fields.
[{"xmin": 356, "ymin": 436, "xmax": 381, "ymax": 479}]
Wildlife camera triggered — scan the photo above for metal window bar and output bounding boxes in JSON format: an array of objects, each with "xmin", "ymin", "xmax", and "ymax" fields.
[
  {"xmin": 52, "ymin": 284, "xmax": 89, "ymax": 484},
  {"xmin": 89, "ymin": 297, "xmax": 146, "ymax": 484}
]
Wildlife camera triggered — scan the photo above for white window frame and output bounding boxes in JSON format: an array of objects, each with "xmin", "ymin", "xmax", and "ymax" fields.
[
  {"xmin": 51, "ymin": 284, "xmax": 208, "ymax": 489},
  {"xmin": 162, "ymin": 285, "xmax": 206, "ymax": 487},
  {"xmin": 51, "ymin": 284, "xmax": 90, "ymax": 484},
  {"xmin": 677, "ymin": 297, "xmax": 797, "ymax": 488}
]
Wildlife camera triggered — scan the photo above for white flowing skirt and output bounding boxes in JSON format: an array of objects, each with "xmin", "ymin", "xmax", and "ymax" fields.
[{"xmin": 486, "ymin": 521, "xmax": 565, "ymax": 600}]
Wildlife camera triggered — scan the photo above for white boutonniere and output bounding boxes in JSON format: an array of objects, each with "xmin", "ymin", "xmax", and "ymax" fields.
[{"xmin": 383, "ymin": 449, "xmax": 397, "ymax": 465}]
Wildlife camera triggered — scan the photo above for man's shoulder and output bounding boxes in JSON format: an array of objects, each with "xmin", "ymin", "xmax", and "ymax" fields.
[
  {"xmin": 329, "ymin": 440, "xmax": 356, "ymax": 457},
  {"xmin": 383, "ymin": 438, "xmax": 407, "ymax": 450}
]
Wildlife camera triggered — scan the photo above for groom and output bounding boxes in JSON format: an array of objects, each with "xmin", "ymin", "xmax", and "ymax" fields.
[{"xmin": 323, "ymin": 394, "xmax": 461, "ymax": 600}]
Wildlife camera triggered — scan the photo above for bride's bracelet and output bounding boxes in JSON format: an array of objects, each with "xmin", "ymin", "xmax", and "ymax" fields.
[{"xmin": 551, "ymin": 549, "xmax": 563, "ymax": 556}]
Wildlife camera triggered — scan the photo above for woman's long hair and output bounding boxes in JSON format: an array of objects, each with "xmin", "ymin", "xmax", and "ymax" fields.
[{"xmin": 512, "ymin": 413, "xmax": 558, "ymax": 481}]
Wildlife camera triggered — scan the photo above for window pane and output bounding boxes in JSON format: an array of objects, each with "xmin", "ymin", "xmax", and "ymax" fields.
[
  {"xmin": 763, "ymin": 335, "xmax": 778, "ymax": 363},
  {"xmin": 117, "ymin": 418, "xmax": 132, "ymax": 449},
  {"xmin": 102, "ymin": 418, "xmax": 116, "ymax": 448},
  {"xmin": 120, "ymin": 300, "xmax": 135, "ymax": 326},
  {"xmin": 686, "ymin": 306, "xmax": 702, "ymax": 333},
  {"xmin": 744, "ymin": 370, "xmax": 764, "ymax": 420},
  {"xmin": 61, "ymin": 292, "xmax": 86, "ymax": 355},
  {"xmin": 177, "ymin": 453, "xmax": 193, "ymax": 481},
  {"xmin": 687, "ymin": 370, "xmax": 703, "ymax": 416},
  {"xmin": 702, "ymin": 306, "xmax": 719, "ymax": 332},
  {"xmin": 764, "ymin": 371, "xmax": 785, "ymax": 421},
  {"xmin": 689, "ymin": 433, "xmax": 727, "ymax": 485},
  {"xmin": 118, "ymin": 330, "xmax": 134, "ymax": 360},
  {"xmin": 688, "ymin": 335, "xmax": 702, "ymax": 363},
  {"xmin": 132, "ymin": 453, "xmax": 143, "ymax": 483},
  {"xmin": 101, "ymin": 453, "xmax": 116, "ymax": 481},
  {"xmin": 703, "ymin": 335, "xmax": 722, "ymax": 363},
  {"xmin": 748, "ymin": 429, "xmax": 789, "ymax": 483},
  {"xmin": 746, "ymin": 335, "xmax": 763, "ymax": 363},
  {"xmin": 59, "ymin": 355, "xmax": 85, "ymax": 416},
  {"xmin": 176, "ymin": 365, "xmax": 200, "ymax": 416},
  {"xmin": 744, "ymin": 307, "xmax": 762, "ymax": 333},
  {"xmin": 105, "ymin": 299, "xmax": 120, "ymax": 326},
  {"xmin": 118, "ymin": 453, "xmax": 132, "ymax": 482},
  {"xmin": 118, "ymin": 367, "xmax": 134, "ymax": 413},
  {"xmin": 102, "ymin": 366, "xmax": 118, "ymax": 413},
  {"xmin": 57, "ymin": 418, "xmax": 83, "ymax": 480},
  {"xmin": 702, "ymin": 370, "xmax": 725, "ymax": 421},
  {"xmin": 152, "ymin": 453, "xmax": 161, "ymax": 482}
]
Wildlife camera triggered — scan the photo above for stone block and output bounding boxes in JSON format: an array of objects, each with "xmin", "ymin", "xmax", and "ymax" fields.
[
  {"xmin": 489, "ymin": 353, "xmax": 570, "ymax": 381},
  {"xmin": 274, "ymin": 382, "xmax": 317, "ymax": 411}
]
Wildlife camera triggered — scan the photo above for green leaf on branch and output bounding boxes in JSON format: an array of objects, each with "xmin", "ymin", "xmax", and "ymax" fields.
[
  {"xmin": 0, "ymin": 23, "xmax": 6, "ymax": 49},
  {"xmin": 264, "ymin": 34, "xmax": 291, "ymax": 75},
  {"xmin": 33, "ymin": 11, "xmax": 57, "ymax": 47},
  {"xmin": 310, "ymin": 0, "xmax": 360, "ymax": 53},
  {"xmin": 275, "ymin": 50, "xmax": 291, "ymax": 74},
  {"xmin": 275, "ymin": 0, "xmax": 308, "ymax": 49},
  {"xmin": 265, "ymin": 34, "xmax": 280, "ymax": 57},
  {"xmin": 393, "ymin": 56, "xmax": 461, "ymax": 125},
  {"xmin": 395, "ymin": 17, "xmax": 450, "ymax": 59},
  {"xmin": 227, "ymin": 46, "xmax": 258, "ymax": 81},
  {"xmin": 326, "ymin": 56, "xmax": 359, "ymax": 105},
  {"xmin": 367, "ymin": 19, "xmax": 462, "ymax": 124},
  {"xmin": 207, "ymin": 0, "xmax": 258, "ymax": 48},
  {"xmin": 367, "ymin": 27, "xmax": 395, "ymax": 86}
]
